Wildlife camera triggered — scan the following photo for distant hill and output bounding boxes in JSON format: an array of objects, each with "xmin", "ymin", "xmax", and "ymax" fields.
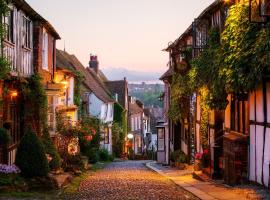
[
  {"xmin": 102, "ymin": 67, "xmax": 162, "ymax": 83},
  {"xmin": 128, "ymin": 83, "xmax": 164, "ymax": 108}
]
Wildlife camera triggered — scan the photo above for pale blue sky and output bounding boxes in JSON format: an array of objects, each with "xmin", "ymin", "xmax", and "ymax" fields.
[{"xmin": 26, "ymin": 0, "xmax": 213, "ymax": 73}]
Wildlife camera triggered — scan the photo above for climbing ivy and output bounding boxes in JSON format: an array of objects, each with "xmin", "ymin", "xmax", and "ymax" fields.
[
  {"xmin": 221, "ymin": 3, "xmax": 270, "ymax": 94},
  {"xmin": 22, "ymin": 74, "xmax": 48, "ymax": 133},
  {"xmin": 168, "ymin": 74, "xmax": 192, "ymax": 123},
  {"xmin": 73, "ymin": 71, "xmax": 84, "ymax": 117},
  {"xmin": 0, "ymin": 0, "xmax": 11, "ymax": 79}
]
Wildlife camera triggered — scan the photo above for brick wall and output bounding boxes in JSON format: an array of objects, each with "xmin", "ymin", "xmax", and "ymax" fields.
[
  {"xmin": 33, "ymin": 22, "xmax": 55, "ymax": 86},
  {"xmin": 0, "ymin": 80, "xmax": 3, "ymax": 127}
]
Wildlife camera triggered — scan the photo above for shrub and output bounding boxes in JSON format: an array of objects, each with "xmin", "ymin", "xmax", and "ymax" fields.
[
  {"xmin": 86, "ymin": 148, "xmax": 99, "ymax": 164},
  {"xmin": 98, "ymin": 148, "xmax": 110, "ymax": 161},
  {"xmin": 170, "ymin": 150, "xmax": 187, "ymax": 163},
  {"xmin": 15, "ymin": 127, "xmax": 49, "ymax": 178},
  {"xmin": 62, "ymin": 154, "xmax": 84, "ymax": 171},
  {"xmin": 41, "ymin": 129, "xmax": 61, "ymax": 170},
  {"xmin": 0, "ymin": 128, "xmax": 10, "ymax": 145}
]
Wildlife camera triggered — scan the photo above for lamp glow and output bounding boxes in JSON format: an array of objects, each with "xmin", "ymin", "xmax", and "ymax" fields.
[
  {"xmin": 11, "ymin": 91, "xmax": 18, "ymax": 97},
  {"xmin": 127, "ymin": 133, "xmax": 134, "ymax": 139}
]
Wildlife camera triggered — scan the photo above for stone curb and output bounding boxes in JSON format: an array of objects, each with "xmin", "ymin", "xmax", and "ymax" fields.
[{"xmin": 145, "ymin": 162, "xmax": 218, "ymax": 200}]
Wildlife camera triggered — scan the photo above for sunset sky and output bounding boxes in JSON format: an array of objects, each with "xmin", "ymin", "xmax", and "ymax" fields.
[{"xmin": 26, "ymin": 0, "xmax": 213, "ymax": 79}]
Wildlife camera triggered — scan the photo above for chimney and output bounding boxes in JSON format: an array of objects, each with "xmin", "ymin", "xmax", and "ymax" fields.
[{"xmin": 89, "ymin": 54, "xmax": 99, "ymax": 73}]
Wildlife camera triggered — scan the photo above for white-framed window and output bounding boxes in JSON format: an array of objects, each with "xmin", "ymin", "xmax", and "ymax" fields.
[
  {"xmin": 42, "ymin": 29, "xmax": 48, "ymax": 70},
  {"xmin": 135, "ymin": 117, "xmax": 137, "ymax": 130},
  {"xmin": 22, "ymin": 16, "xmax": 31, "ymax": 48},
  {"xmin": 131, "ymin": 117, "xmax": 134, "ymax": 131}
]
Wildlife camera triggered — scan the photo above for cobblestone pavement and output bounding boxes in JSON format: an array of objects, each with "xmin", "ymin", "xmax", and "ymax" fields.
[{"xmin": 64, "ymin": 160, "xmax": 199, "ymax": 200}]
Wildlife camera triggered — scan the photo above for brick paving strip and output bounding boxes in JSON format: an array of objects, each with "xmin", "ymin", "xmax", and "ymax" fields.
[{"xmin": 146, "ymin": 161, "xmax": 267, "ymax": 200}]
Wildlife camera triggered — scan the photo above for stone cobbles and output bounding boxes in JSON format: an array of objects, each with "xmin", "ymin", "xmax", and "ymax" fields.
[{"xmin": 66, "ymin": 160, "xmax": 199, "ymax": 200}]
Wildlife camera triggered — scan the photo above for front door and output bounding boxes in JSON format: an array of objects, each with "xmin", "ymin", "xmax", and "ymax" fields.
[{"xmin": 3, "ymin": 88, "xmax": 22, "ymax": 165}]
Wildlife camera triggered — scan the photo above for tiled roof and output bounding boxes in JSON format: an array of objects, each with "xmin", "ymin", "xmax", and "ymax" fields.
[
  {"xmin": 129, "ymin": 101, "xmax": 143, "ymax": 115},
  {"xmin": 13, "ymin": 0, "xmax": 60, "ymax": 39},
  {"xmin": 56, "ymin": 50, "xmax": 114, "ymax": 103},
  {"xmin": 105, "ymin": 79, "xmax": 128, "ymax": 109},
  {"xmin": 159, "ymin": 67, "xmax": 174, "ymax": 80}
]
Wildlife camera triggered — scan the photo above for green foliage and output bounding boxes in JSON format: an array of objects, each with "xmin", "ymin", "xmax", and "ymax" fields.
[
  {"xmin": 15, "ymin": 127, "xmax": 49, "ymax": 178},
  {"xmin": 0, "ymin": 0, "xmax": 11, "ymax": 80},
  {"xmin": 98, "ymin": 148, "xmax": 110, "ymax": 161},
  {"xmin": 41, "ymin": 129, "xmax": 61, "ymax": 170},
  {"xmin": 0, "ymin": 128, "xmax": 10, "ymax": 145},
  {"xmin": 85, "ymin": 148, "xmax": 99, "ymax": 164},
  {"xmin": 22, "ymin": 75, "xmax": 48, "ymax": 131},
  {"xmin": 112, "ymin": 122, "xmax": 124, "ymax": 157},
  {"xmin": 112, "ymin": 103, "xmax": 127, "ymax": 157},
  {"xmin": 168, "ymin": 74, "xmax": 192, "ymax": 123},
  {"xmin": 221, "ymin": 3, "xmax": 267, "ymax": 94},
  {"xmin": 74, "ymin": 71, "xmax": 84, "ymax": 117},
  {"xmin": 78, "ymin": 117, "xmax": 101, "ymax": 164},
  {"xmin": 62, "ymin": 154, "xmax": 85, "ymax": 171},
  {"xmin": 129, "ymin": 84, "xmax": 163, "ymax": 108},
  {"xmin": 170, "ymin": 150, "xmax": 187, "ymax": 163},
  {"xmin": 190, "ymin": 28, "xmax": 227, "ymax": 110}
]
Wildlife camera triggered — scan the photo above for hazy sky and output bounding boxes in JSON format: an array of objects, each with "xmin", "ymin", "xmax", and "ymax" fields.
[{"xmin": 26, "ymin": 0, "xmax": 213, "ymax": 73}]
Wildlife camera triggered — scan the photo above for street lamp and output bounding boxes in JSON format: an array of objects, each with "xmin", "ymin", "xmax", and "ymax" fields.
[{"xmin": 127, "ymin": 133, "xmax": 135, "ymax": 159}]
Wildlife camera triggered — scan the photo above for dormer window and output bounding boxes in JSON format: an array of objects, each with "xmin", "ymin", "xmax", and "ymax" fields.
[
  {"xmin": 4, "ymin": 9, "xmax": 14, "ymax": 43},
  {"xmin": 42, "ymin": 29, "xmax": 48, "ymax": 70}
]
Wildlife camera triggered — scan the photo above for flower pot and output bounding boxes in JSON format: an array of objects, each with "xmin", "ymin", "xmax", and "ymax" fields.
[{"xmin": 194, "ymin": 159, "xmax": 202, "ymax": 171}]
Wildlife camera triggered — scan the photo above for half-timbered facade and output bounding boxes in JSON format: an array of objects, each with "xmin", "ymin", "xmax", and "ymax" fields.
[
  {"xmin": 163, "ymin": 0, "xmax": 270, "ymax": 187},
  {"xmin": 0, "ymin": 0, "xmax": 60, "ymax": 164}
]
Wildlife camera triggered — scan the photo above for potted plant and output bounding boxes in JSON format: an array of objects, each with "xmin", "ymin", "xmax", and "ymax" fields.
[
  {"xmin": 175, "ymin": 151, "xmax": 187, "ymax": 170},
  {"xmin": 194, "ymin": 153, "xmax": 203, "ymax": 171}
]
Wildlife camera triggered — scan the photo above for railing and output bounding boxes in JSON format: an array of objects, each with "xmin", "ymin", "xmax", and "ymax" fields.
[
  {"xmin": 3, "ymin": 41, "xmax": 16, "ymax": 71},
  {"xmin": 3, "ymin": 41, "xmax": 33, "ymax": 77}
]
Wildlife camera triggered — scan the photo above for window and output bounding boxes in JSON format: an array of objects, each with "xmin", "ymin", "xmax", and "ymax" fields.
[
  {"xmin": 104, "ymin": 127, "xmax": 109, "ymax": 144},
  {"xmin": 135, "ymin": 117, "xmax": 138, "ymax": 130},
  {"xmin": 157, "ymin": 128, "xmax": 165, "ymax": 151},
  {"xmin": 42, "ymin": 29, "xmax": 48, "ymax": 70},
  {"xmin": 22, "ymin": 17, "xmax": 31, "ymax": 48},
  {"xmin": 3, "ymin": 9, "xmax": 14, "ymax": 43},
  {"xmin": 47, "ymin": 96, "xmax": 55, "ymax": 132},
  {"xmin": 131, "ymin": 118, "xmax": 135, "ymax": 131},
  {"xmin": 231, "ymin": 94, "xmax": 249, "ymax": 135}
]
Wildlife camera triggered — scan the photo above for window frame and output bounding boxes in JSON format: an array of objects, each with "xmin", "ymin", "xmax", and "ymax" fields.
[
  {"xmin": 3, "ymin": 9, "xmax": 14, "ymax": 43},
  {"xmin": 22, "ymin": 16, "xmax": 31, "ymax": 48},
  {"xmin": 42, "ymin": 28, "xmax": 49, "ymax": 70}
]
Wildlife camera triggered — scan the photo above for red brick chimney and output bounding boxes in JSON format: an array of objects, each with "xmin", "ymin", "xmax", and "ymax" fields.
[{"xmin": 89, "ymin": 54, "xmax": 99, "ymax": 73}]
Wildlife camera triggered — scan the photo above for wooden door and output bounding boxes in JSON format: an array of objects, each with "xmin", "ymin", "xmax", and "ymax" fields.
[{"xmin": 5, "ymin": 95, "xmax": 21, "ymax": 165}]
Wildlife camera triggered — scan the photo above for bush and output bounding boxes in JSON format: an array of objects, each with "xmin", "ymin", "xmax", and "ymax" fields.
[
  {"xmin": 62, "ymin": 154, "xmax": 84, "ymax": 171},
  {"xmin": 41, "ymin": 129, "xmax": 61, "ymax": 170},
  {"xmin": 170, "ymin": 150, "xmax": 187, "ymax": 163},
  {"xmin": 15, "ymin": 127, "xmax": 49, "ymax": 178},
  {"xmin": 0, "ymin": 128, "xmax": 10, "ymax": 145},
  {"xmin": 86, "ymin": 148, "xmax": 99, "ymax": 164},
  {"xmin": 98, "ymin": 148, "xmax": 110, "ymax": 161}
]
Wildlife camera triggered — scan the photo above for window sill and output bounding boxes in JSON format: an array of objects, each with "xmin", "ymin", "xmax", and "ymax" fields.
[
  {"xmin": 3, "ymin": 40, "xmax": 15, "ymax": 47},
  {"xmin": 22, "ymin": 45, "xmax": 32, "ymax": 51}
]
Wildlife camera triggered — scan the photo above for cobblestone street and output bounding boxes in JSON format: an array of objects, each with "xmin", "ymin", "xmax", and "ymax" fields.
[{"xmin": 64, "ymin": 161, "xmax": 199, "ymax": 200}]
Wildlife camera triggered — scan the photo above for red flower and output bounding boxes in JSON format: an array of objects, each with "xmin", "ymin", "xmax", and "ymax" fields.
[
  {"xmin": 203, "ymin": 149, "xmax": 209, "ymax": 154},
  {"xmin": 84, "ymin": 135, "xmax": 93, "ymax": 141}
]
